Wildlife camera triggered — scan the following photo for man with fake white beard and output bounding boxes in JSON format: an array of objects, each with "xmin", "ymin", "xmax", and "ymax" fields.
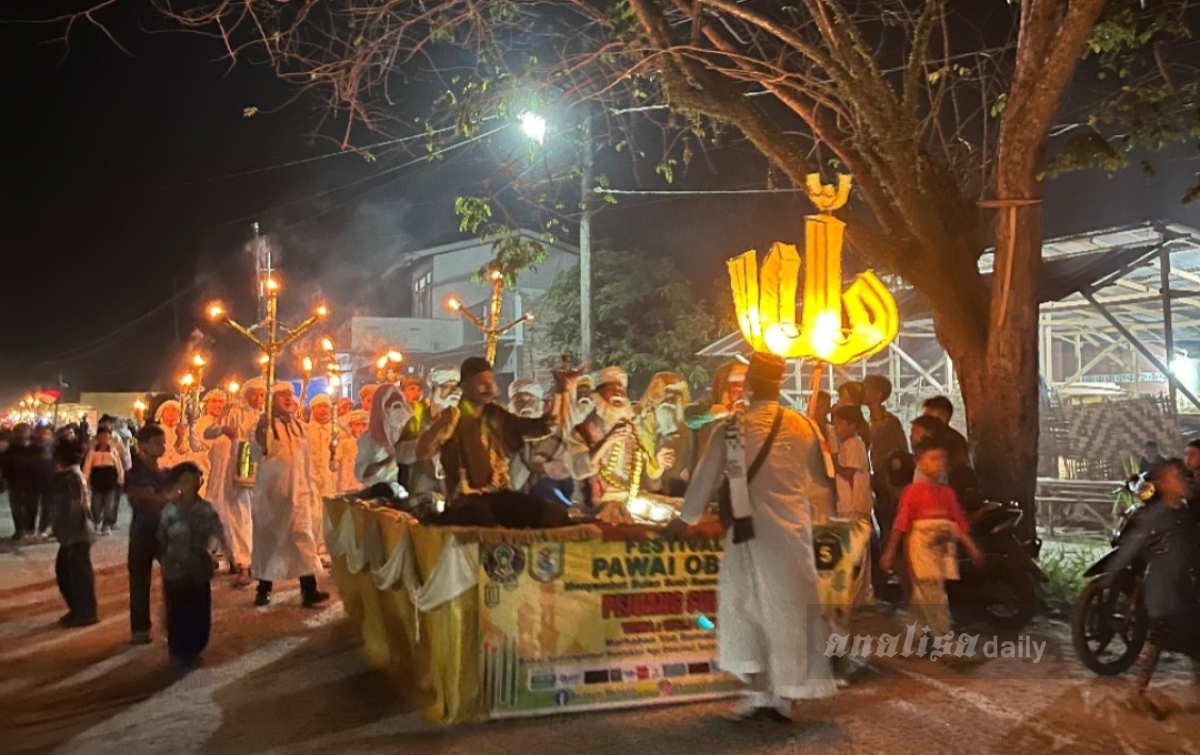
[
  {"xmin": 394, "ymin": 366, "xmax": 461, "ymax": 496},
  {"xmin": 568, "ymin": 366, "xmax": 674, "ymax": 523},
  {"xmin": 664, "ymin": 351, "xmax": 837, "ymax": 722},
  {"xmin": 204, "ymin": 378, "xmax": 266, "ymax": 586},
  {"xmin": 637, "ymin": 372, "xmax": 692, "ymax": 497},
  {"xmin": 416, "ymin": 357, "xmax": 575, "ymax": 528},
  {"xmin": 508, "ymin": 379, "xmax": 573, "ymax": 504},
  {"xmin": 354, "ymin": 384, "xmax": 416, "ymax": 489},
  {"xmin": 250, "ymin": 382, "xmax": 329, "ymax": 608},
  {"xmin": 305, "ymin": 393, "xmax": 336, "ymax": 561}
]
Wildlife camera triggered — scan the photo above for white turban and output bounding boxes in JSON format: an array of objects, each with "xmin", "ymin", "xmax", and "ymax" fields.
[
  {"xmin": 154, "ymin": 400, "xmax": 181, "ymax": 422},
  {"xmin": 272, "ymin": 381, "xmax": 294, "ymax": 396},
  {"xmin": 508, "ymin": 378, "xmax": 544, "ymax": 402},
  {"xmin": 347, "ymin": 410, "xmax": 369, "ymax": 424},
  {"xmin": 309, "ymin": 393, "xmax": 331, "ymax": 407},
  {"xmin": 241, "ymin": 377, "xmax": 266, "ymax": 396},
  {"xmin": 202, "ymin": 389, "xmax": 227, "ymax": 403},
  {"xmin": 429, "ymin": 365, "xmax": 461, "ymax": 387},
  {"xmin": 596, "ymin": 366, "xmax": 628, "ymax": 390}
]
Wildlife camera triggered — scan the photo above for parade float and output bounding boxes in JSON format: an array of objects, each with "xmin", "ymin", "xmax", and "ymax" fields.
[{"xmin": 324, "ymin": 175, "xmax": 898, "ymax": 724}]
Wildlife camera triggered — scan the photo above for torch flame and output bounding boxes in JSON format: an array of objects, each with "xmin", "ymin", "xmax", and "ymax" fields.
[
  {"xmin": 329, "ymin": 374, "xmax": 341, "ymax": 388},
  {"xmin": 258, "ymin": 354, "xmax": 270, "ymax": 366},
  {"xmin": 446, "ymin": 296, "xmax": 461, "ymax": 312},
  {"xmin": 490, "ymin": 269, "xmax": 503, "ymax": 282},
  {"xmin": 207, "ymin": 302, "xmax": 225, "ymax": 320},
  {"xmin": 320, "ymin": 337, "xmax": 334, "ymax": 352},
  {"xmin": 133, "ymin": 399, "xmax": 146, "ymax": 411},
  {"xmin": 386, "ymin": 350, "xmax": 403, "ymax": 363},
  {"xmin": 265, "ymin": 277, "xmax": 279, "ymax": 292},
  {"xmin": 228, "ymin": 380, "xmax": 240, "ymax": 394},
  {"xmin": 302, "ymin": 357, "xmax": 313, "ymax": 372},
  {"xmin": 376, "ymin": 356, "xmax": 389, "ymax": 370},
  {"xmin": 191, "ymin": 353, "xmax": 206, "ymax": 368},
  {"xmin": 180, "ymin": 373, "xmax": 195, "ymax": 388},
  {"xmin": 315, "ymin": 304, "xmax": 328, "ymax": 318}
]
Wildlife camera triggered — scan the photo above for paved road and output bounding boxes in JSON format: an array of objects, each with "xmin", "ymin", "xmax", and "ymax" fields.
[{"xmin": 2, "ymin": 495, "xmax": 1199, "ymax": 755}]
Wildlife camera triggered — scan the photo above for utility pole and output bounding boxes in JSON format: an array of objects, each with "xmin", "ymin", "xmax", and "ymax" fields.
[{"xmin": 579, "ymin": 116, "xmax": 594, "ymax": 364}]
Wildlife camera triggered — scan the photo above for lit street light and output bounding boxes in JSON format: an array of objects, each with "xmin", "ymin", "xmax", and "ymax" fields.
[{"xmin": 518, "ymin": 111, "xmax": 547, "ymax": 145}]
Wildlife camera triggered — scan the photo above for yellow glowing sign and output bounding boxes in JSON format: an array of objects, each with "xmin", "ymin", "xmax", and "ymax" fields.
[{"xmin": 728, "ymin": 174, "xmax": 898, "ymax": 365}]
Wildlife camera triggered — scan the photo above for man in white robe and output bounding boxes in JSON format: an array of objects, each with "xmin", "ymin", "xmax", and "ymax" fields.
[
  {"xmin": 204, "ymin": 378, "xmax": 265, "ymax": 587},
  {"xmin": 155, "ymin": 400, "xmax": 206, "ymax": 479},
  {"xmin": 250, "ymin": 382, "xmax": 329, "ymax": 608},
  {"xmin": 335, "ymin": 410, "xmax": 369, "ymax": 493},
  {"xmin": 666, "ymin": 352, "xmax": 837, "ymax": 721},
  {"xmin": 508, "ymin": 379, "xmax": 572, "ymax": 501},
  {"xmin": 192, "ymin": 389, "xmax": 236, "ymax": 570},
  {"xmin": 305, "ymin": 393, "xmax": 336, "ymax": 560}
]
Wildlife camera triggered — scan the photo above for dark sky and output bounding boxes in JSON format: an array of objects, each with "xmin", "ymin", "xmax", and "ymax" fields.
[{"xmin": 2, "ymin": 1, "xmax": 1199, "ymax": 406}]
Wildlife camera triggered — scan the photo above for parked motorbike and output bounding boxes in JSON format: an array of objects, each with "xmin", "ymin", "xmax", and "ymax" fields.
[
  {"xmin": 874, "ymin": 499, "xmax": 1047, "ymax": 629},
  {"xmin": 1072, "ymin": 475, "xmax": 1163, "ymax": 676}
]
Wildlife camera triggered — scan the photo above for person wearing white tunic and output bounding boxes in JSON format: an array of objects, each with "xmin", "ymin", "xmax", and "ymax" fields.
[
  {"xmin": 193, "ymin": 389, "xmax": 243, "ymax": 573},
  {"xmin": 305, "ymin": 393, "xmax": 336, "ymax": 560},
  {"xmin": 250, "ymin": 382, "xmax": 329, "ymax": 608},
  {"xmin": 155, "ymin": 401, "xmax": 206, "ymax": 480},
  {"xmin": 666, "ymin": 352, "xmax": 837, "ymax": 721},
  {"xmin": 335, "ymin": 410, "xmax": 369, "ymax": 493},
  {"xmin": 353, "ymin": 384, "xmax": 417, "ymax": 488},
  {"xmin": 203, "ymin": 378, "xmax": 265, "ymax": 586}
]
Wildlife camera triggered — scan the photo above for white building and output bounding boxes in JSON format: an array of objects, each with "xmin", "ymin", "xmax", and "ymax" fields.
[{"xmin": 335, "ymin": 230, "xmax": 579, "ymax": 393}]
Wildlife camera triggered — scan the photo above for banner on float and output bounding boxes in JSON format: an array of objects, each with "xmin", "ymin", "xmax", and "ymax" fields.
[{"xmin": 477, "ymin": 520, "xmax": 866, "ymax": 718}]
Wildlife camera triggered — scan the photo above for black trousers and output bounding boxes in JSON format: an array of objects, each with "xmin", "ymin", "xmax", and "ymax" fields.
[
  {"xmin": 128, "ymin": 527, "xmax": 159, "ymax": 634},
  {"xmin": 164, "ymin": 580, "xmax": 211, "ymax": 662},
  {"xmin": 56, "ymin": 542, "xmax": 97, "ymax": 621},
  {"xmin": 430, "ymin": 490, "xmax": 573, "ymax": 529},
  {"xmin": 90, "ymin": 489, "xmax": 120, "ymax": 528},
  {"xmin": 257, "ymin": 574, "xmax": 318, "ymax": 595},
  {"xmin": 10, "ymin": 490, "xmax": 40, "ymax": 536}
]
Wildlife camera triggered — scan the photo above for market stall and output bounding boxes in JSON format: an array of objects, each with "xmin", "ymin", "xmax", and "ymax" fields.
[{"xmin": 323, "ymin": 496, "xmax": 870, "ymax": 724}]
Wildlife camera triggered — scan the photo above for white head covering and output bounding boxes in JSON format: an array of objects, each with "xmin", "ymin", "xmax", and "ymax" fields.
[
  {"xmin": 154, "ymin": 400, "xmax": 181, "ymax": 422},
  {"xmin": 508, "ymin": 378, "xmax": 544, "ymax": 402},
  {"xmin": 368, "ymin": 384, "xmax": 411, "ymax": 447},
  {"xmin": 429, "ymin": 364, "xmax": 461, "ymax": 387},
  {"xmin": 272, "ymin": 381, "xmax": 294, "ymax": 396},
  {"xmin": 202, "ymin": 389, "xmax": 227, "ymax": 403},
  {"xmin": 309, "ymin": 393, "xmax": 332, "ymax": 408},
  {"xmin": 596, "ymin": 366, "xmax": 628, "ymax": 390},
  {"xmin": 347, "ymin": 410, "xmax": 369, "ymax": 424},
  {"xmin": 241, "ymin": 377, "xmax": 266, "ymax": 398},
  {"xmin": 577, "ymin": 374, "xmax": 594, "ymax": 389}
]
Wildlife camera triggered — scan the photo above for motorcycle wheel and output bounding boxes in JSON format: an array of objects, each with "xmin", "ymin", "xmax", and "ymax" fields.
[
  {"xmin": 1071, "ymin": 576, "xmax": 1145, "ymax": 676},
  {"xmin": 981, "ymin": 562, "xmax": 1038, "ymax": 630}
]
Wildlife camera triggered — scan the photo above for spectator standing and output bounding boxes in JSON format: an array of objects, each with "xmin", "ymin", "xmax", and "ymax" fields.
[
  {"xmin": 49, "ymin": 439, "xmax": 98, "ymax": 627},
  {"xmin": 125, "ymin": 425, "xmax": 180, "ymax": 645},
  {"xmin": 2, "ymin": 423, "xmax": 47, "ymax": 540},
  {"xmin": 157, "ymin": 462, "xmax": 230, "ymax": 670},
  {"xmin": 34, "ymin": 425, "xmax": 57, "ymax": 539},
  {"xmin": 83, "ymin": 427, "xmax": 125, "ymax": 534}
]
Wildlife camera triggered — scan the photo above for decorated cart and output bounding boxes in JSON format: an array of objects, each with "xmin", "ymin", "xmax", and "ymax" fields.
[{"xmin": 323, "ymin": 497, "xmax": 870, "ymax": 724}]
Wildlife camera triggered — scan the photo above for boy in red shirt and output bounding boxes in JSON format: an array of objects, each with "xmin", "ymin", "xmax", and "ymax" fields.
[{"xmin": 881, "ymin": 441, "xmax": 983, "ymax": 636}]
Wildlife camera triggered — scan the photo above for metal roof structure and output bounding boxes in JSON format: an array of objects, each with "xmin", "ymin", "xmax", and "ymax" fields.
[{"xmin": 698, "ymin": 221, "xmax": 1200, "ymax": 418}]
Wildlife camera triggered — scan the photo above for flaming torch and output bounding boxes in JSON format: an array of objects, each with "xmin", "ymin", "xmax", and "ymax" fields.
[
  {"xmin": 320, "ymin": 337, "xmax": 340, "ymax": 468},
  {"xmin": 132, "ymin": 398, "xmax": 147, "ymax": 426},
  {"xmin": 300, "ymin": 356, "xmax": 314, "ymax": 418},
  {"xmin": 204, "ymin": 274, "xmax": 330, "ymax": 453},
  {"xmin": 445, "ymin": 269, "xmax": 533, "ymax": 364},
  {"xmin": 375, "ymin": 349, "xmax": 403, "ymax": 383}
]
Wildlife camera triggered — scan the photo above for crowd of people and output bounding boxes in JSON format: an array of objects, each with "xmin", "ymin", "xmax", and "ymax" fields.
[{"xmin": 5, "ymin": 349, "xmax": 1196, "ymax": 713}]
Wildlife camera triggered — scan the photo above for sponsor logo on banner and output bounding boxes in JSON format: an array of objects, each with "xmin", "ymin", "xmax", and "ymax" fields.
[
  {"xmin": 529, "ymin": 542, "xmax": 565, "ymax": 583},
  {"xmin": 483, "ymin": 543, "xmax": 526, "ymax": 591}
]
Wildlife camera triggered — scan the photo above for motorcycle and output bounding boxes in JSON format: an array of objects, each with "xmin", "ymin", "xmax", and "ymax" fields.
[
  {"xmin": 1072, "ymin": 475, "xmax": 1167, "ymax": 676},
  {"xmin": 874, "ymin": 499, "xmax": 1048, "ymax": 629}
]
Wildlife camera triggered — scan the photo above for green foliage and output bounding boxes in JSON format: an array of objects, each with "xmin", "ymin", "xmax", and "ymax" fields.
[
  {"xmin": 1038, "ymin": 544, "xmax": 1097, "ymax": 610},
  {"xmin": 454, "ymin": 197, "xmax": 550, "ymax": 284},
  {"xmin": 1051, "ymin": 0, "xmax": 1199, "ymax": 201},
  {"xmin": 541, "ymin": 250, "xmax": 727, "ymax": 390}
]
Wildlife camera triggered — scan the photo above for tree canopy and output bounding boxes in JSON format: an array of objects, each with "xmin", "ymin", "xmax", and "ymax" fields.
[{"xmin": 542, "ymin": 249, "xmax": 724, "ymax": 391}]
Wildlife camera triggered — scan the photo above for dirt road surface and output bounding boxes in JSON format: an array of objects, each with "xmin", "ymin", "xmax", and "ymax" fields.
[{"xmin": 3, "ymin": 499, "xmax": 1198, "ymax": 755}]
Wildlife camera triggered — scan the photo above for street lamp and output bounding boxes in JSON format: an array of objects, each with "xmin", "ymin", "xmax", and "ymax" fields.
[
  {"xmin": 518, "ymin": 111, "xmax": 547, "ymax": 145},
  {"xmin": 519, "ymin": 107, "xmax": 593, "ymax": 363}
]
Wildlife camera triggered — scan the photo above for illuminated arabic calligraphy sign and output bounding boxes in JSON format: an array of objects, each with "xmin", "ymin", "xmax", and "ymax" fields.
[{"xmin": 728, "ymin": 174, "xmax": 899, "ymax": 365}]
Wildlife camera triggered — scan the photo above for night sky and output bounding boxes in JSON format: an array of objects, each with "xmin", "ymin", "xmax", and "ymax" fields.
[{"xmin": 3, "ymin": 1, "xmax": 1199, "ymax": 406}]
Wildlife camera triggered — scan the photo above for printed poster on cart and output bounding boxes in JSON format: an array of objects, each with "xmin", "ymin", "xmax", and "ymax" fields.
[
  {"xmin": 477, "ymin": 521, "xmax": 867, "ymax": 718},
  {"xmin": 478, "ymin": 536, "xmax": 739, "ymax": 718}
]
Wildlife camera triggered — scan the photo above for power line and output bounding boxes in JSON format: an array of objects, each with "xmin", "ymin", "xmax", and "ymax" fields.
[{"xmin": 595, "ymin": 187, "xmax": 806, "ymax": 196}]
